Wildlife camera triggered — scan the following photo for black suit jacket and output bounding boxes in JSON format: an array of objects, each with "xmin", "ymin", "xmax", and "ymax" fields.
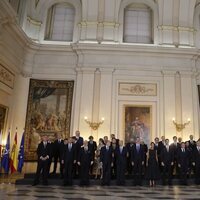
[
  {"xmin": 131, "ymin": 144, "xmax": 144, "ymax": 163},
  {"xmin": 160, "ymin": 146, "xmax": 174, "ymax": 164},
  {"xmin": 177, "ymin": 148, "xmax": 190, "ymax": 168},
  {"xmin": 100, "ymin": 146, "xmax": 113, "ymax": 165},
  {"xmin": 37, "ymin": 142, "xmax": 51, "ymax": 161},
  {"xmin": 88, "ymin": 141, "xmax": 97, "ymax": 159},
  {"xmin": 158, "ymin": 141, "xmax": 165, "ymax": 155},
  {"xmin": 188, "ymin": 140, "xmax": 196, "ymax": 150},
  {"xmin": 115, "ymin": 146, "xmax": 127, "ymax": 165},
  {"xmin": 53, "ymin": 139, "xmax": 64, "ymax": 157},
  {"xmin": 192, "ymin": 147, "xmax": 200, "ymax": 167},
  {"xmin": 62, "ymin": 143, "xmax": 76, "ymax": 164},
  {"xmin": 78, "ymin": 147, "xmax": 93, "ymax": 165}
]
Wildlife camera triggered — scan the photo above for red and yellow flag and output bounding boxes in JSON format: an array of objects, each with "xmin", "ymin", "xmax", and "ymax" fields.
[{"xmin": 10, "ymin": 130, "xmax": 18, "ymax": 173}]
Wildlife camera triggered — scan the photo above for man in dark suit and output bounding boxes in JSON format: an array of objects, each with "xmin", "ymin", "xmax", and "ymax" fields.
[
  {"xmin": 77, "ymin": 140, "xmax": 93, "ymax": 185},
  {"xmin": 62, "ymin": 137, "xmax": 76, "ymax": 186},
  {"xmin": 188, "ymin": 135, "xmax": 196, "ymax": 150},
  {"xmin": 192, "ymin": 140, "xmax": 200, "ymax": 184},
  {"xmin": 160, "ymin": 139, "xmax": 174, "ymax": 185},
  {"xmin": 170, "ymin": 136, "xmax": 179, "ymax": 176},
  {"xmin": 33, "ymin": 135, "xmax": 52, "ymax": 186},
  {"xmin": 126, "ymin": 138, "xmax": 135, "ymax": 174},
  {"xmin": 131, "ymin": 137, "xmax": 144, "ymax": 186},
  {"xmin": 100, "ymin": 140, "xmax": 113, "ymax": 185},
  {"xmin": 177, "ymin": 142, "xmax": 190, "ymax": 185},
  {"xmin": 51, "ymin": 133, "xmax": 64, "ymax": 178},
  {"xmin": 154, "ymin": 137, "xmax": 159, "ymax": 150},
  {"xmin": 111, "ymin": 138, "xmax": 118, "ymax": 179},
  {"xmin": 88, "ymin": 136, "xmax": 97, "ymax": 174},
  {"xmin": 111, "ymin": 134, "xmax": 119, "ymax": 145},
  {"xmin": 75, "ymin": 130, "xmax": 83, "ymax": 177},
  {"xmin": 115, "ymin": 140, "xmax": 128, "ymax": 185},
  {"xmin": 75, "ymin": 130, "xmax": 84, "ymax": 147}
]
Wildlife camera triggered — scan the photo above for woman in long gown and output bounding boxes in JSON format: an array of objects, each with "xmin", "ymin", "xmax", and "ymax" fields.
[
  {"xmin": 95, "ymin": 138, "xmax": 105, "ymax": 179},
  {"xmin": 146, "ymin": 142, "xmax": 160, "ymax": 186}
]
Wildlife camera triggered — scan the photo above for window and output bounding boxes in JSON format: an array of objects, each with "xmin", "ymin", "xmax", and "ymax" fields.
[
  {"xmin": 123, "ymin": 4, "xmax": 152, "ymax": 43},
  {"xmin": 45, "ymin": 3, "xmax": 75, "ymax": 41}
]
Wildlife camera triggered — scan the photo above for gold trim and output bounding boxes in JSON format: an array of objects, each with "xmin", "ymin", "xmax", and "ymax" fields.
[{"xmin": 118, "ymin": 82, "xmax": 157, "ymax": 96}]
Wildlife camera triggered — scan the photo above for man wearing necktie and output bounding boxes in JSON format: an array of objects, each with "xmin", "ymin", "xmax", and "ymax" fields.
[
  {"xmin": 62, "ymin": 137, "xmax": 76, "ymax": 186},
  {"xmin": 177, "ymin": 142, "xmax": 189, "ymax": 185},
  {"xmin": 192, "ymin": 140, "xmax": 200, "ymax": 184},
  {"xmin": 114, "ymin": 140, "xmax": 128, "ymax": 185},
  {"xmin": 33, "ymin": 135, "xmax": 51, "ymax": 186},
  {"xmin": 100, "ymin": 140, "xmax": 113, "ymax": 186},
  {"xmin": 51, "ymin": 133, "xmax": 64, "ymax": 178},
  {"xmin": 131, "ymin": 137, "xmax": 144, "ymax": 186},
  {"xmin": 160, "ymin": 139, "xmax": 174, "ymax": 185}
]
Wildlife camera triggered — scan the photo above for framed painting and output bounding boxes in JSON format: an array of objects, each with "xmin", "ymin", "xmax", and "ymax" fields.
[
  {"xmin": 25, "ymin": 79, "xmax": 74, "ymax": 161},
  {"xmin": 0, "ymin": 104, "xmax": 8, "ymax": 135},
  {"xmin": 124, "ymin": 105, "xmax": 152, "ymax": 145}
]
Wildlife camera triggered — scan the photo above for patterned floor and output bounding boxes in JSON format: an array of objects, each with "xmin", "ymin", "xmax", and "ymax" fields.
[{"xmin": 0, "ymin": 184, "xmax": 200, "ymax": 200}]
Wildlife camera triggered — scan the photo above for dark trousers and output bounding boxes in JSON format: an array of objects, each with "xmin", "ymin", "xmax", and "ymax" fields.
[
  {"xmin": 102, "ymin": 163, "xmax": 111, "ymax": 185},
  {"xmin": 53, "ymin": 154, "xmax": 63, "ymax": 176},
  {"xmin": 133, "ymin": 160, "xmax": 143, "ymax": 185},
  {"xmin": 116, "ymin": 163, "xmax": 126, "ymax": 185},
  {"xmin": 80, "ymin": 164, "xmax": 90, "ymax": 185},
  {"xmin": 64, "ymin": 162, "xmax": 73, "ymax": 185},
  {"xmin": 194, "ymin": 164, "xmax": 200, "ymax": 184},
  {"xmin": 179, "ymin": 165, "xmax": 188, "ymax": 185},
  {"xmin": 162, "ymin": 163, "xmax": 173, "ymax": 185},
  {"xmin": 34, "ymin": 160, "xmax": 49, "ymax": 184}
]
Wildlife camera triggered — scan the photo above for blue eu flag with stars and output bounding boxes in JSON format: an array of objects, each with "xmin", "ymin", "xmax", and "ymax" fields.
[
  {"xmin": 2, "ymin": 131, "xmax": 10, "ymax": 173},
  {"xmin": 17, "ymin": 133, "xmax": 24, "ymax": 173}
]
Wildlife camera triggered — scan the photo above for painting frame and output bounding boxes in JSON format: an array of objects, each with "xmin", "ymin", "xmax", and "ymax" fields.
[
  {"xmin": 124, "ymin": 105, "xmax": 152, "ymax": 145},
  {"xmin": 24, "ymin": 79, "xmax": 74, "ymax": 161},
  {"xmin": 0, "ymin": 104, "xmax": 9, "ymax": 136}
]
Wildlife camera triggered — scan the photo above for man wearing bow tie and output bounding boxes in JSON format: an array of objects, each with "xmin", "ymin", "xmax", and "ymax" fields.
[{"xmin": 33, "ymin": 135, "xmax": 51, "ymax": 186}]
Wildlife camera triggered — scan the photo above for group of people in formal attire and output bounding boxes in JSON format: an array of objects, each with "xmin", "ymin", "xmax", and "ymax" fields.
[{"xmin": 32, "ymin": 132, "xmax": 200, "ymax": 187}]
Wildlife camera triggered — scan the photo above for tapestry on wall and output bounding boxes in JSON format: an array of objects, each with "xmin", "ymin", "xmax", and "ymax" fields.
[
  {"xmin": 125, "ymin": 106, "xmax": 151, "ymax": 145},
  {"xmin": 25, "ymin": 79, "xmax": 74, "ymax": 161}
]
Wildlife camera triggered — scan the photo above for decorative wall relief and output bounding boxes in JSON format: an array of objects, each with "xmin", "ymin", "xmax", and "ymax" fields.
[
  {"xmin": 25, "ymin": 79, "xmax": 74, "ymax": 161},
  {"xmin": 0, "ymin": 64, "xmax": 15, "ymax": 89},
  {"xmin": 119, "ymin": 82, "xmax": 157, "ymax": 96}
]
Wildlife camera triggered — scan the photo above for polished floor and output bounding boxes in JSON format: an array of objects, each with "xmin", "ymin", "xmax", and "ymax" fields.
[{"xmin": 0, "ymin": 184, "xmax": 200, "ymax": 200}]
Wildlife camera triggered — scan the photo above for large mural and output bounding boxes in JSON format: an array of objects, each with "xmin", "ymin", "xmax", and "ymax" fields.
[{"xmin": 25, "ymin": 79, "xmax": 74, "ymax": 161}]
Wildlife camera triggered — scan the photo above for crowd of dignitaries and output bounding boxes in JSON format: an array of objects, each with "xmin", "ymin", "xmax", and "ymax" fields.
[{"xmin": 33, "ymin": 132, "xmax": 200, "ymax": 187}]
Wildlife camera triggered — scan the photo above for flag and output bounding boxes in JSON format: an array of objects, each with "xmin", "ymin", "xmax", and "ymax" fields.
[
  {"xmin": 10, "ymin": 130, "xmax": 18, "ymax": 173},
  {"xmin": 17, "ymin": 132, "xmax": 24, "ymax": 173},
  {"xmin": 2, "ymin": 131, "xmax": 10, "ymax": 173}
]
